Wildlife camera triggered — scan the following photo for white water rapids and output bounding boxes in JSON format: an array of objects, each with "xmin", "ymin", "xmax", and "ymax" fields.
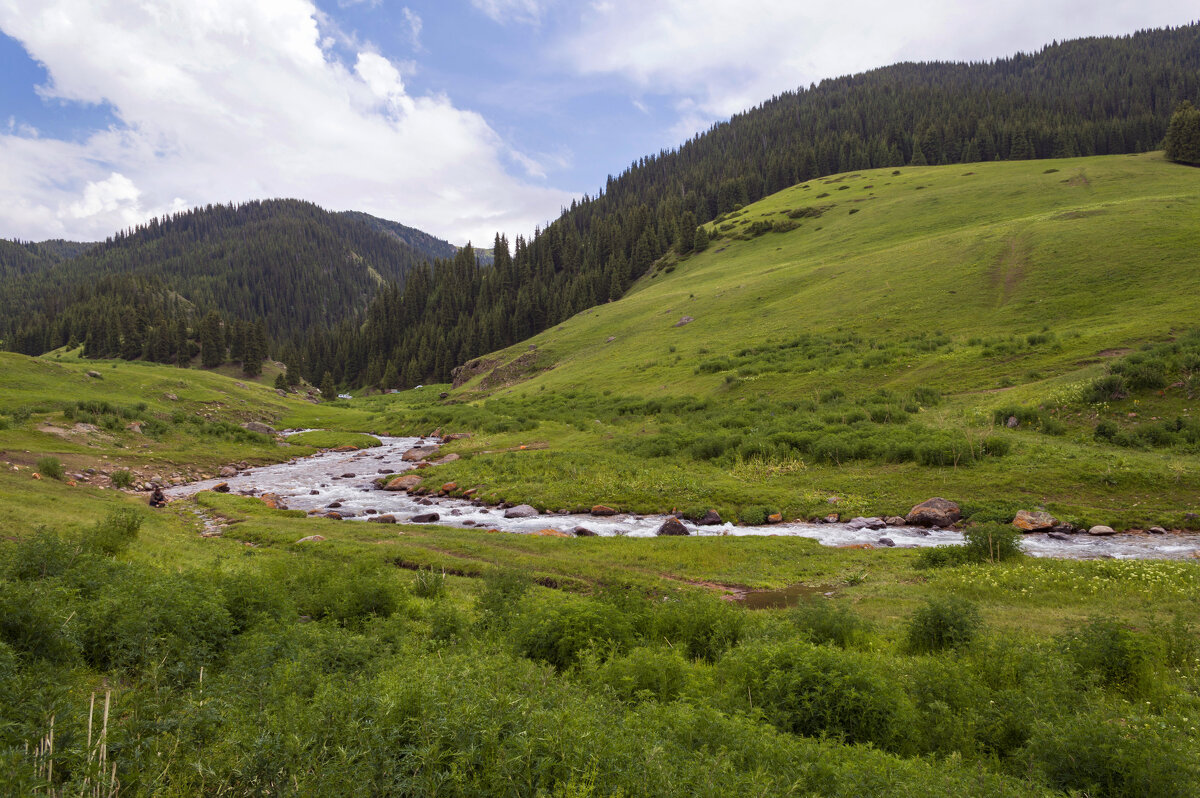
[{"xmin": 164, "ymin": 433, "xmax": 1200, "ymax": 560}]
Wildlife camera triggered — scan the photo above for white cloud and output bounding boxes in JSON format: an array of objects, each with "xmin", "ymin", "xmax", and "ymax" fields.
[
  {"xmin": 471, "ymin": 0, "xmax": 550, "ymax": 25},
  {"xmin": 558, "ymin": 0, "xmax": 1200, "ymax": 140},
  {"xmin": 0, "ymin": 0, "xmax": 571, "ymax": 244},
  {"xmin": 402, "ymin": 7, "xmax": 423, "ymax": 50}
]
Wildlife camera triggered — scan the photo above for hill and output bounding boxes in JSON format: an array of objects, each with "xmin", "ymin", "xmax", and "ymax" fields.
[
  {"xmin": 0, "ymin": 200, "xmax": 452, "ymax": 355},
  {"xmin": 376, "ymin": 153, "xmax": 1200, "ymax": 528},
  {"xmin": 301, "ymin": 24, "xmax": 1200, "ymax": 390}
]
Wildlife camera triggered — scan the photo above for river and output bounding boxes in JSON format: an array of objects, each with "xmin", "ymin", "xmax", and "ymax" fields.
[{"xmin": 164, "ymin": 433, "xmax": 1200, "ymax": 560}]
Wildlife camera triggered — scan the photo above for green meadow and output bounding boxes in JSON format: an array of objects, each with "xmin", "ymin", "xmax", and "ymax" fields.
[{"xmin": 3, "ymin": 153, "xmax": 1200, "ymax": 796}]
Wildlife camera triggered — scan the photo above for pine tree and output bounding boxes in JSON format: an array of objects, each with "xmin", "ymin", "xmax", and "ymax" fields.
[
  {"xmin": 199, "ymin": 310, "xmax": 225, "ymax": 368},
  {"xmin": 381, "ymin": 360, "xmax": 399, "ymax": 391},
  {"xmin": 1009, "ymin": 131, "xmax": 1035, "ymax": 160},
  {"xmin": 1164, "ymin": 100, "xmax": 1200, "ymax": 165},
  {"xmin": 320, "ymin": 371, "xmax": 336, "ymax": 401},
  {"xmin": 693, "ymin": 226, "xmax": 710, "ymax": 253},
  {"xmin": 273, "ymin": 371, "xmax": 288, "ymax": 390}
]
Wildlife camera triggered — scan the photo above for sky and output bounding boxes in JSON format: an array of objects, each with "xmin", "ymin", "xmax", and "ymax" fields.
[{"xmin": 0, "ymin": 1, "xmax": 1196, "ymax": 246}]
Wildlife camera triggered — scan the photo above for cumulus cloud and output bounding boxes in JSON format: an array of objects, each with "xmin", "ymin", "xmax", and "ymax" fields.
[
  {"xmin": 558, "ymin": 0, "xmax": 1199, "ymax": 138},
  {"xmin": 0, "ymin": 0, "xmax": 571, "ymax": 243}
]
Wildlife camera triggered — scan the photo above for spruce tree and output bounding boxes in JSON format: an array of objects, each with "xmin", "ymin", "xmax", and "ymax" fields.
[
  {"xmin": 320, "ymin": 371, "xmax": 336, "ymax": 401},
  {"xmin": 199, "ymin": 311, "xmax": 225, "ymax": 368},
  {"xmin": 693, "ymin": 226, "xmax": 709, "ymax": 253},
  {"xmin": 1164, "ymin": 100, "xmax": 1200, "ymax": 165}
]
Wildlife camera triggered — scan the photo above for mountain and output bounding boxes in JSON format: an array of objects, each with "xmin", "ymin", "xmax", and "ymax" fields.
[
  {"xmin": 0, "ymin": 199, "xmax": 450, "ymax": 355},
  {"xmin": 436, "ymin": 152, "xmax": 1200, "ymax": 527},
  {"xmin": 297, "ymin": 24, "xmax": 1200, "ymax": 390}
]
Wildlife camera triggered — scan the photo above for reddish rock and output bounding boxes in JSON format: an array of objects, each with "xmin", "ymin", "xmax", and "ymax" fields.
[
  {"xmin": 333, "ymin": 444, "xmax": 360, "ymax": 452},
  {"xmin": 656, "ymin": 517, "xmax": 689, "ymax": 536},
  {"xmin": 384, "ymin": 474, "xmax": 422, "ymax": 491},
  {"xmin": 767, "ymin": 512, "xmax": 783, "ymax": 524},
  {"xmin": 904, "ymin": 498, "xmax": 961, "ymax": 528},
  {"xmin": 442, "ymin": 482, "xmax": 458, "ymax": 493},
  {"xmin": 1013, "ymin": 510, "xmax": 1057, "ymax": 532},
  {"xmin": 368, "ymin": 514, "xmax": 397, "ymax": 524},
  {"xmin": 212, "ymin": 482, "xmax": 230, "ymax": 493},
  {"xmin": 260, "ymin": 493, "xmax": 287, "ymax": 510},
  {"xmin": 698, "ymin": 509, "xmax": 723, "ymax": 526},
  {"xmin": 534, "ymin": 528, "xmax": 570, "ymax": 537},
  {"xmin": 591, "ymin": 505, "xmax": 617, "ymax": 516}
]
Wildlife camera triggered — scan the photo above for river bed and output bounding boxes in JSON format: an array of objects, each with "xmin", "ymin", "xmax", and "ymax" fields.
[{"xmin": 165, "ymin": 433, "xmax": 1200, "ymax": 560}]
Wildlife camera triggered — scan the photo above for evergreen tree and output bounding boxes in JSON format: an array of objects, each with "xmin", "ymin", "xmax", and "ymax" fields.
[
  {"xmin": 1009, "ymin": 131, "xmax": 1035, "ymax": 160},
  {"xmin": 1164, "ymin": 100, "xmax": 1200, "ymax": 164},
  {"xmin": 693, "ymin": 226, "xmax": 710, "ymax": 253},
  {"xmin": 381, "ymin": 360, "xmax": 399, "ymax": 391},
  {"xmin": 199, "ymin": 310, "xmax": 225, "ymax": 368},
  {"xmin": 320, "ymin": 371, "xmax": 336, "ymax": 401},
  {"xmin": 273, "ymin": 371, "xmax": 288, "ymax": 391}
]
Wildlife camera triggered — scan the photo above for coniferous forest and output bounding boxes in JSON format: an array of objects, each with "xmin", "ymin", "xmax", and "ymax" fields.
[{"xmin": 2, "ymin": 25, "xmax": 1199, "ymax": 388}]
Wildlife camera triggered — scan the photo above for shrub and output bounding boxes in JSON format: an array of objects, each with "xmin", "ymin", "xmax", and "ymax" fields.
[
  {"xmin": 412, "ymin": 566, "xmax": 447, "ymax": 599},
  {"xmin": 287, "ymin": 560, "xmax": 403, "ymax": 625},
  {"xmin": 789, "ymin": 599, "xmax": 869, "ymax": 648},
  {"xmin": 737, "ymin": 505, "xmax": 773, "ymax": 525},
  {"xmin": 1061, "ymin": 618, "xmax": 1159, "ymax": 694},
  {"xmin": 84, "ymin": 508, "xmax": 143, "ymax": 556},
  {"xmin": 906, "ymin": 598, "xmax": 982, "ymax": 653},
  {"xmin": 36, "ymin": 456, "xmax": 64, "ymax": 480},
  {"xmin": 475, "ymin": 569, "xmax": 531, "ymax": 630},
  {"xmin": 1086, "ymin": 374, "xmax": 1128, "ymax": 403},
  {"xmin": 110, "ymin": 469, "xmax": 134, "ymax": 489},
  {"xmin": 651, "ymin": 592, "xmax": 744, "ymax": 662},
  {"xmin": 516, "ymin": 600, "xmax": 634, "ymax": 670},
  {"xmin": 961, "ymin": 523, "xmax": 1023, "ymax": 563},
  {"xmin": 596, "ymin": 646, "xmax": 688, "ymax": 702},
  {"xmin": 720, "ymin": 640, "xmax": 916, "ymax": 752},
  {"xmin": 0, "ymin": 580, "xmax": 79, "ymax": 663}
]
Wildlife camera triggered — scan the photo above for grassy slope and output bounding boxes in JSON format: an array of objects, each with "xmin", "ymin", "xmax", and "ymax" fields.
[{"xmin": 392, "ymin": 153, "xmax": 1200, "ymax": 527}]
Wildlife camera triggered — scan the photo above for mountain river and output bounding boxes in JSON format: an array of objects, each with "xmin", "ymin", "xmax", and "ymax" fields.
[{"xmin": 165, "ymin": 433, "xmax": 1200, "ymax": 560}]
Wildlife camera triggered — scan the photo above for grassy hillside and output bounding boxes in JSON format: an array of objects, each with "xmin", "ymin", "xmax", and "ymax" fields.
[{"xmin": 369, "ymin": 153, "xmax": 1200, "ymax": 528}]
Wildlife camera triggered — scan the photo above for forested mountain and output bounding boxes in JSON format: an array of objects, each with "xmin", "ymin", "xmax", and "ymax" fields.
[
  {"xmin": 0, "ymin": 199, "xmax": 453, "ymax": 356},
  {"xmin": 290, "ymin": 24, "xmax": 1200, "ymax": 390}
]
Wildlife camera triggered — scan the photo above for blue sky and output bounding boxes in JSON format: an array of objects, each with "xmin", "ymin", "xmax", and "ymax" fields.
[{"xmin": 1, "ymin": 1, "xmax": 1196, "ymax": 245}]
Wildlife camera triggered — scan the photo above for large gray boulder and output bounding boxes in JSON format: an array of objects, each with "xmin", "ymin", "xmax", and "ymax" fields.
[{"xmin": 504, "ymin": 504, "xmax": 540, "ymax": 519}]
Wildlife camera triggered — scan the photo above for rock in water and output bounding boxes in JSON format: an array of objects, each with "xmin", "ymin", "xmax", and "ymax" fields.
[
  {"xmin": 904, "ymin": 498, "xmax": 961, "ymax": 528},
  {"xmin": 504, "ymin": 504, "xmax": 539, "ymax": 519},
  {"xmin": 698, "ymin": 509, "xmax": 723, "ymax": 525},
  {"xmin": 1013, "ymin": 510, "xmax": 1057, "ymax": 532},
  {"xmin": 591, "ymin": 505, "xmax": 617, "ymax": 516},
  {"xmin": 656, "ymin": 517, "xmax": 689, "ymax": 536},
  {"xmin": 572, "ymin": 526, "xmax": 598, "ymax": 536},
  {"xmin": 212, "ymin": 482, "xmax": 230, "ymax": 493},
  {"xmin": 384, "ymin": 474, "xmax": 422, "ymax": 491},
  {"xmin": 1088, "ymin": 525, "xmax": 1116, "ymax": 536},
  {"xmin": 410, "ymin": 512, "xmax": 440, "ymax": 523}
]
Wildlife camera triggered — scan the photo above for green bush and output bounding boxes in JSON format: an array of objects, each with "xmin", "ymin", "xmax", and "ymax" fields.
[
  {"xmin": 412, "ymin": 566, "xmax": 447, "ymax": 599},
  {"xmin": 516, "ymin": 600, "xmax": 634, "ymax": 670},
  {"xmin": 35, "ymin": 456, "xmax": 64, "ymax": 480},
  {"xmin": 110, "ymin": 469, "xmax": 134, "ymax": 489},
  {"xmin": 596, "ymin": 646, "xmax": 688, "ymax": 702},
  {"xmin": 474, "ymin": 569, "xmax": 531, "ymax": 630},
  {"xmin": 84, "ymin": 507, "xmax": 143, "ymax": 556},
  {"xmin": 906, "ymin": 598, "xmax": 982, "ymax": 653},
  {"xmin": 1061, "ymin": 618, "xmax": 1160, "ymax": 695},
  {"xmin": 789, "ymin": 599, "xmax": 869, "ymax": 648},
  {"xmin": 651, "ymin": 591, "xmax": 744, "ymax": 662},
  {"xmin": 0, "ymin": 580, "xmax": 79, "ymax": 663},
  {"xmin": 737, "ymin": 505, "xmax": 773, "ymax": 525},
  {"xmin": 962, "ymin": 523, "xmax": 1023, "ymax": 563},
  {"xmin": 720, "ymin": 640, "xmax": 917, "ymax": 752}
]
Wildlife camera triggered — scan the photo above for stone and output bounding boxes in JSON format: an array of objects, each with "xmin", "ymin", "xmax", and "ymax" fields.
[
  {"xmin": 219, "ymin": 465, "xmax": 238, "ymax": 477},
  {"xmin": 1051, "ymin": 524, "xmax": 1078, "ymax": 535},
  {"xmin": 402, "ymin": 446, "xmax": 441, "ymax": 462},
  {"xmin": 847, "ymin": 517, "xmax": 885, "ymax": 530},
  {"xmin": 591, "ymin": 505, "xmax": 618, "ymax": 516},
  {"xmin": 164, "ymin": 393, "xmax": 177, "ymax": 400},
  {"xmin": 767, "ymin": 512, "xmax": 783, "ymax": 524},
  {"xmin": 430, "ymin": 453, "xmax": 461, "ymax": 465},
  {"xmin": 86, "ymin": 370, "xmax": 102, "ymax": 378},
  {"xmin": 327, "ymin": 501, "xmax": 342, "ymax": 508},
  {"xmin": 905, "ymin": 498, "xmax": 961, "ymax": 528},
  {"xmin": 410, "ymin": 512, "xmax": 440, "ymax": 523},
  {"xmin": 243, "ymin": 421, "xmax": 276, "ymax": 435},
  {"xmin": 606, "ymin": 336, "xmax": 617, "ymax": 343},
  {"xmin": 877, "ymin": 537, "xmax": 896, "ymax": 547},
  {"xmin": 884, "ymin": 516, "xmax": 906, "ymax": 527},
  {"xmin": 384, "ymin": 474, "xmax": 422, "ymax": 491},
  {"xmin": 823, "ymin": 513, "xmax": 840, "ymax": 524},
  {"xmin": 573, "ymin": 526, "xmax": 598, "ymax": 536},
  {"xmin": 838, "ymin": 543, "xmax": 874, "ymax": 550},
  {"xmin": 368, "ymin": 514, "xmax": 397, "ymax": 524},
  {"xmin": 1047, "ymin": 532, "xmax": 1070, "ymax": 541},
  {"xmin": 1149, "ymin": 526, "xmax": 1167, "ymax": 535},
  {"xmin": 1013, "ymin": 510, "xmax": 1058, "ymax": 532},
  {"xmin": 333, "ymin": 444, "xmax": 360, "ymax": 452},
  {"xmin": 1006, "ymin": 415, "xmax": 1019, "ymax": 428},
  {"xmin": 441, "ymin": 482, "xmax": 458, "ymax": 492},
  {"xmin": 534, "ymin": 528, "xmax": 570, "ymax": 537},
  {"xmin": 504, "ymin": 504, "xmax": 539, "ymax": 519},
  {"xmin": 1088, "ymin": 525, "xmax": 1116, "ymax": 536},
  {"xmin": 212, "ymin": 482, "xmax": 230, "ymax": 493},
  {"xmin": 444, "ymin": 433, "xmax": 472, "ymax": 440},
  {"xmin": 673, "ymin": 316, "xmax": 694, "ymax": 327},
  {"xmin": 656, "ymin": 517, "xmax": 689, "ymax": 536},
  {"xmin": 340, "ymin": 473, "xmax": 356, "ymax": 479},
  {"xmin": 698, "ymin": 509, "xmax": 723, "ymax": 526},
  {"xmin": 439, "ymin": 392, "xmax": 449, "ymax": 399},
  {"xmin": 462, "ymin": 488, "xmax": 477, "ymax": 497},
  {"xmin": 260, "ymin": 493, "xmax": 287, "ymax": 510},
  {"xmin": 296, "ymin": 535, "xmax": 325, "ymax": 543}
]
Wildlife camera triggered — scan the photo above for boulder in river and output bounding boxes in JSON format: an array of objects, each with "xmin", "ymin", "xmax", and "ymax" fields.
[
  {"xmin": 410, "ymin": 512, "xmax": 440, "ymax": 523},
  {"xmin": 905, "ymin": 498, "xmax": 961, "ymax": 528},
  {"xmin": 384, "ymin": 474, "xmax": 422, "ymax": 491},
  {"xmin": 884, "ymin": 516, "xmax": 906, "ymax": 527},
  {"xmin": 260, "ymin": 493, "xmax": 287, "ymax": 510},
  {"xmin": 1013, "ymin": 510, "xmax": 1057, "ymax": 532},
  {"xmin": 402, "ymin": 446, "xmax": 440, "ymax": 462},
  {"xmin": 1088, "ymin": 525, "xmax": 1116, "ymax": 536},
  {"xmin": 1149, "ymin": 526, "xmax": 1167, "ymax": 535},
  {"xmin": 656, "ymin": 517, "xmax": 689, "ymax": 536},
  {"xmin": 591, "ymin": 505, "xmax": 617, "ymax": 516},
  {"xmin": 698, "ymin": 509, "xmax": 723, "ymax": 526},
  {"xmin": 534, "ymin": 528, "xmax": 570, "ymax": 537},
  {"xmin": 368, "ymin": 514, "xmax": 397, "ymax": 524},
  {"xmin": 219, "ymin": 465, "xmax": 237, "ymax": 477},
  {"xmin": 212, "ymin": 482, "xmax": 230, "ymax": 493},
  {"xmin": 504, "ymin": 504, "xmax": 539, "ymax": 519},
  {"xmin": 848, "ymin": 517, "xmax": 886, "ymax": 530},
  {"xmin": 767, "ymin": 513, "xmax": 783, "ymax": 524},
  {"xmin": 573, "ymin": 526, "xmax": 598, "ymax": 536}
]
